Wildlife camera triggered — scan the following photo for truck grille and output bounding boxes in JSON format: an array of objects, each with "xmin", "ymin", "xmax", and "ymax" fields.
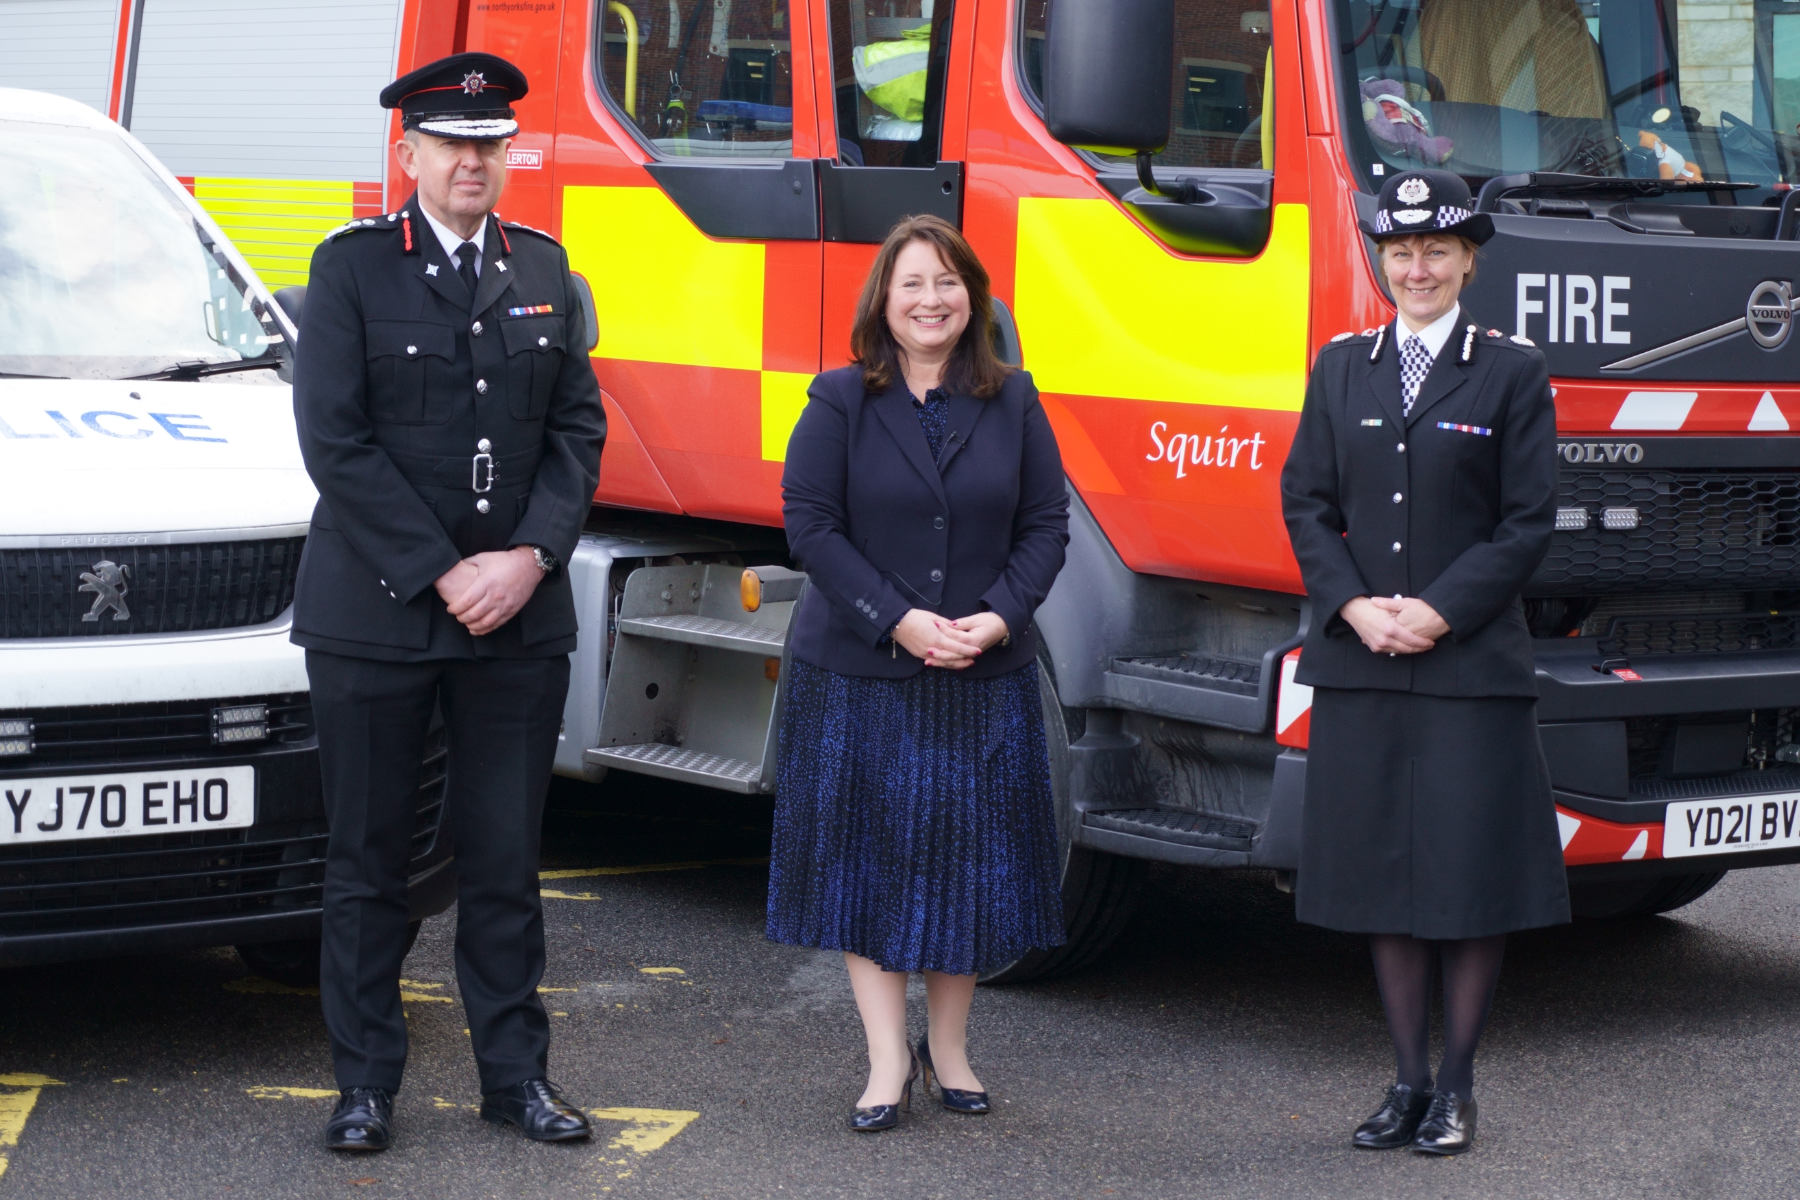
[
  {"xmin": 0, "ymin": 537, "xmax": 305, "ymax": 638},
  {"xmin": 1599, "ymin": 611, "xmax": 1800, "ymax": 658},
  {"xmin": 1533, "ymin": 471, "xmax": 1800, "ymax": 594},
  {"xmin": 0, "ymin": 730, "xmax": 446, "ymax": 937},
  {"xmin": 1626, "ymin": 708, "xmax": 1797, "ymax": 780},
  {"xmin": 6, "ymin": 695, "xmax": 314, "ymax": 767}
]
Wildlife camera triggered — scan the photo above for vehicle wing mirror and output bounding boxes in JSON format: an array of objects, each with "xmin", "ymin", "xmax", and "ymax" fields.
[
  {"xmin": 1042, "ymin": 0, "xmax": 1174, "ymax": 157},
  {"xmin": 569, "ymin": 272, "xmax": 600, "ymax": 353},
  {"xmin": 273, "ymin": 285, "xmax": 307, "ymax": 331}
]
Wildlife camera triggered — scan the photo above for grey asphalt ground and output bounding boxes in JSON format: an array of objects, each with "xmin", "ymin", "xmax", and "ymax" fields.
[{"xmin": 5, "ymin": 777, "xmax": 1800, "ymax": 1200}]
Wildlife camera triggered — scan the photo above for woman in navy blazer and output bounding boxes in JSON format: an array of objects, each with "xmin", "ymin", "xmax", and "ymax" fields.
[{"xmin": 768, "ymin": 215, "xmax": 1069, "ymax": 1131}]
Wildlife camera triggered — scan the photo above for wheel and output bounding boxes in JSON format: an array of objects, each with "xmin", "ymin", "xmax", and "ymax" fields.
[
  {"xmin": 981, "ymin": 658, "xmax": 1143, "ymax": 984},
  {"xmin": 1568, "ymin": 871, "xmax": 1727, "ymax": 920},
  {"xmin": 236, "ymin": 920, "xmax": 423, "ymax": 987}
]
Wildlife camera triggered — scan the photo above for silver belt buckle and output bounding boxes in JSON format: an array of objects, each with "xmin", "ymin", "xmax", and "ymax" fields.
[{"xmin": 471, "ymin": 452, "xmax": 495, "ymax": 493}]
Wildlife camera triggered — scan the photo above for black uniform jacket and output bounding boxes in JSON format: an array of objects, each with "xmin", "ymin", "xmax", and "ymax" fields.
[
  {"xmin": 290, "ymin": 195, "xmax": 605, "ymax": 661},
  {"xmin": 782, "ymin": 365, "xmax": 1069, "ymax": 680},
  {"xmin": 1280, "ymin": 314, "xmax": 1556, "ymax": 697}
]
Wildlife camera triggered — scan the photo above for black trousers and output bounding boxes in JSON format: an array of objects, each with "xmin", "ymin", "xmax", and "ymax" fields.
[{"xmin": 305, "ymin": 649, "xmax": 570, "ymax": 1094}]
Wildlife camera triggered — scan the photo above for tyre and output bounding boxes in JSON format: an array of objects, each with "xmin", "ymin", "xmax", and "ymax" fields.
[
  {"xmin": 1568, "ymin": 870, "xmax": 1727, "ymax": 920},
  {"xmin": 236, "ymin": 920, "xmax": 423, "ymax": 987},
  {"xmin": 981, "ymin": 659, "xmax": 1143, "ymax": 984}
]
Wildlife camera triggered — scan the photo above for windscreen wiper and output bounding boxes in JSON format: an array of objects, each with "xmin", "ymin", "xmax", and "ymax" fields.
[
  {"xmin": 126, "ymin": 357, "xmax": 282, "ymax": 382},
  {"xmin": 1477, "ymin": 171, "xmax": 1756, "ymax": 211},
  {"xmin": 0, "ymin": 370, "xmax": 68, "ymax": 379}
]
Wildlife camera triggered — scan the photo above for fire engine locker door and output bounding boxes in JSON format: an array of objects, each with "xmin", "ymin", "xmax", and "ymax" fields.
[
  {"xmin": 0, "ymin": 0, "xmax": 122, "ymax": 115},
  {"xmin": 125, "ymin": 0, "xmax": 405, "ymax": 290},
  {"xmin": 816, "ymin": 0, "xmax": 964, "ymax": 362}
]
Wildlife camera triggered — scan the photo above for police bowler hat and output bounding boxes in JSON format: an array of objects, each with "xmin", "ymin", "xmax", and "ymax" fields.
[
  {"xmin": 1358, "ymin": 169, "xmax": 1493, "ymax": 245},
  {"xmin": 381, "ymin": 52, "xmax": 528, "ymax": 140}
]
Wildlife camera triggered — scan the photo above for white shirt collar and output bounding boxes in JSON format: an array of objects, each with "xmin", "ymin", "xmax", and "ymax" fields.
[
  {"xmin": 418, "ymin": 203, "xmax": 484, "ymax": 273},
  {"xmin": 1395, "ymin": 305, "xmax": 1462, "ymax": 361}
]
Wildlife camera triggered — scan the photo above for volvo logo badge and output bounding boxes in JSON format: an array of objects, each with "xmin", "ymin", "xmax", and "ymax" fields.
[
  {"xmin": 1559, "ymin": 441, "xmax": 1645, "ymax": 465},
  {"xmin": 78, "ymin": 560, "xmax": 130, "ymax": 622},
  {"xmin": 1747, "ymin": 280, "xmax": 1795, "ymax": 350}
]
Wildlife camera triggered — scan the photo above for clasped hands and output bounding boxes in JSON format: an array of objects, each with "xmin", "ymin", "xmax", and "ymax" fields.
[
  {"xmin": 434, "ymin": 547, "xmax": 543, "ymax": 637},
  {"xmin": 1339, "ymin": 595, "xmax": 1449, "ymax": 656},
  {"xmin": 891, "ymin": 608, "xmax": 1010, "ymax": 669}
]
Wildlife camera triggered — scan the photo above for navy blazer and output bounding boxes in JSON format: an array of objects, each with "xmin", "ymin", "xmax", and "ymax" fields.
[
  {"xmin": 1280, "ymin": 314, "xmax": 1556, "ymax": 697},
  {"xmin": 781, "ymin": 365, "xmax": 1069, "ymax": 679}
]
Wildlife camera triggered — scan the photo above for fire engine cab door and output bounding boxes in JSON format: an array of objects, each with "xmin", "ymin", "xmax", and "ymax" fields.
[
  {"xmin": 815, "ymin": 0, "xmax": 964, "ymax": 360},
  {"xmin": 577, "ymin": 0, "xmax": 828, "ymax": 521}
]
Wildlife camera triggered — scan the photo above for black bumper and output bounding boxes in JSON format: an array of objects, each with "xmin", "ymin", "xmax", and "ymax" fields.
[{"xmin": 0, "ymin": 709, "xmax": 454, "ymax": 968}]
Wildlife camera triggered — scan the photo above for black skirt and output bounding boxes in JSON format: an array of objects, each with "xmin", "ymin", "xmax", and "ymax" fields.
[{"xmin": 1295, "ymin": 687, "xmax": 1571, "ymax": 939}]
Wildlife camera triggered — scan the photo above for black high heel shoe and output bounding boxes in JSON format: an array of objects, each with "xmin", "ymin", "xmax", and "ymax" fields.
[
  {"xmin": 917, "ymin": 1036, "xmax": 991, "ymax": 1115},
  {"xmin": 848, "ymin": 1050, "xmax": 918, "ymax": 1132}
]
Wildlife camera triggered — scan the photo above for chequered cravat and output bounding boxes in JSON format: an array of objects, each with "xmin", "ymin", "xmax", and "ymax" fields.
[{"xmin": 1400, "ymin": 334, "xmax": 1432, "ymax": 415}]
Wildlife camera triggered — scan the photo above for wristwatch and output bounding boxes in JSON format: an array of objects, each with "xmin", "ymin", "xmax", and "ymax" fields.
[{"xmin": 525, "ymin": 544, "xmax": 558, "ymax": 575}]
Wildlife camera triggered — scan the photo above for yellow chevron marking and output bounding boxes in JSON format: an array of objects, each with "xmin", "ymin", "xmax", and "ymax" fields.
[
  {"xmin": 190, "ymin": 177, "xmax": 358, "ymax": 289},
  {"xmin": 760, "ymin": 369, "xmax": 814, "ymax": 461},
  {"xmin": 1014, "ymin": 198, "xmax": 1311, "ymax": 411},
  {"xmin": 563, "ymin": 186, "xmax": 765, "ymax": 370}
]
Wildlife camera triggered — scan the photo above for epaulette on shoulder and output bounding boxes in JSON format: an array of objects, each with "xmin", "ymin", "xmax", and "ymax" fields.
[
  {"xmin": 1325, "ymin": 327, "xmax": 1379, "ymax": 346},
  {"xmin": 498, "ymin": 215, "xmax": 559, "ymax": 244},
  {"xmin": 325, "ymin": 214, "xmax": 402, "ymax": 241},
  {"xmin": 1477, "ymin": 328, "xmax": 1537, "ymax": 350}
]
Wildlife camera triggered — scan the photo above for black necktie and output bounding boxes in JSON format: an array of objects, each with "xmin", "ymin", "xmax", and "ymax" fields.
[{"xmin": 455, "ymin": 240, "xmax": 479, "ymax": 302}]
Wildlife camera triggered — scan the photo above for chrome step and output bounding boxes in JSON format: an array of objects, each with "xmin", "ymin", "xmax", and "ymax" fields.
[
  {"xmin": 584, "ymin": 743, "xmax": 764, "ymax": 793},
  {"xmin": 1099, "ymin": 652, "xmax": 1268, "ymax": 730},
  {"xmin": 615, "ymin": 614, "xmax": 786, "ymax": 653},
  {"xmin": 1082, "ymin": 807, "xmax": 1257, "ymax": 851}
]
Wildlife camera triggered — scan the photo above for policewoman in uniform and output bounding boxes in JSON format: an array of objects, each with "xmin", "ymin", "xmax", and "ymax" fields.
[
  {"xmin": 290, "ymin": 53, "xmax": 605, "ymax": 1151},
  {"xmin": 1280, "ymin": 169, "xmax": 1569, "ymax": 1156}
]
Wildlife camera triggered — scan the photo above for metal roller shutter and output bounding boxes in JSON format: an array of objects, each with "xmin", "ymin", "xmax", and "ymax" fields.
[
  {"xmin": 0, "ymin": 0, "xmax": 120, "ymax": 114},
  {"xmin": 128, "ymin": 0, "xmax": 404, "ymax": 287}
]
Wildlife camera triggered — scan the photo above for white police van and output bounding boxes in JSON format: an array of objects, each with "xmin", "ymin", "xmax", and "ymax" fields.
[{"xmin": 0, "ymin": 89, "xmax": 453, "ymax": 980}]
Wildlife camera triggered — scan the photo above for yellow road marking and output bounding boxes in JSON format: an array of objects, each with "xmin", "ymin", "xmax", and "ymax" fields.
[
  {"xmin": 247, "ymin": 1085, "xmax": 340, "ymax": 1101},
  {"xmin": 540, "ymin": 857, "xmax": 768, "ymax": 880},
  {"xmin": 594, "ymin": 1108, "xmax": 696, "ymax": 1154},
  {"xmin": 541, "ymin": 858, "xmax": 768, "ymax": 899},
  {"xmin": 224, "ymin": 975, "xmax": 448, "ymax": 1004},
  {"xmin": 637, "ymin": 967, "xmax": 685, "ymax": 976},
  {"xmin": 0, "ymin": 1075, "xmax": 63, "ymax": 1179}
]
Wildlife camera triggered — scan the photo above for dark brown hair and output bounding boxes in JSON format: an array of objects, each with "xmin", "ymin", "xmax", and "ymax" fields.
[{"xmin": 849, "ymin": 214, "xmax": 1012, "ymax": 399}]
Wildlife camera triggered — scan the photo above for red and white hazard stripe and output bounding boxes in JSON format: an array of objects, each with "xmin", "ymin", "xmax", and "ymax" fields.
[{"xmin": 1274, "ymin": 649, "xmax": 1663, "ymax": 866}]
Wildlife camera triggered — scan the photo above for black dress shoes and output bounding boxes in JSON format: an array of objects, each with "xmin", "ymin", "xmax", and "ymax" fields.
[
  {"xmin": 479, "ymin": 1078, "xmax": 592, "ymax": 1142},
  {"xmin": 1351, "ymin": 1083, "xmax": 1433, "ymax": 1150},
  {"xmin": 916, "ymin": 1037, "xmax": 990, "ymax": 1115},
  {"xmin": 1413, "ymin": 1090, "xmax": 1477, "ymax": 1155},
  {"xmin": 325, "ymin": 1087, "xmax": 393, "ymax": 1152}
]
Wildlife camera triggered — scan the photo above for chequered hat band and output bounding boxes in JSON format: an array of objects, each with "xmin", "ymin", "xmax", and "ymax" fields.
[{"xmin": 1371, "ymin": 205, "xmax": 1475, "ymax": 234}]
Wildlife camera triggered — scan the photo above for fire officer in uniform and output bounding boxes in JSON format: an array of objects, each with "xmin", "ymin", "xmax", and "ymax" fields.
[
  {"xmin": 290, "ymin": 52, "xmax": 605, "ymax": 1151},
  {"xmin": 1280, "ymin": 170, "xmax": 1569, "ymax": 1157}
]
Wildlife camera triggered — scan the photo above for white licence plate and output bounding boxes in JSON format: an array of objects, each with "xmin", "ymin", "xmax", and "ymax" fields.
[
  {"xmin": 1, "ymin": 766, "xmax": 255, "ymax": 846},
  {"xmin": 1664, "ymin": 792, "xmax": 1800, "ymax": 859}
]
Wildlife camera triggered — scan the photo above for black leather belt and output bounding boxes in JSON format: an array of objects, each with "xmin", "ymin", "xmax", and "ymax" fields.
[{"xmin": 386, "ymin": 447, "xmax": 541, "ymax": 492}]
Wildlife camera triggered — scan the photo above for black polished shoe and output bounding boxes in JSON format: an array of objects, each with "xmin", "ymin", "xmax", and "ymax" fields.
[
  {"xmin": 1412, "ymin": 1090, "xmax": 1477, "ymax": 1155},
  {"xmin": 1351, "ymin": 1083, "xmax": 1432, "ymax": 1150},
  {"xmin": 324, "ymin": 1086, "xmax": 393, "ymax": 1152},
  {"xmin": 917, "ymin": 1037, "xmax": 990, "ymax": 1115},
  {"xmin": 848, "ymin": 1051, "xmax": 919, "ymax": 1132},
  {"xmin": 479, "ymin": 1078, "xmax": 592, "ymax": 1142}
]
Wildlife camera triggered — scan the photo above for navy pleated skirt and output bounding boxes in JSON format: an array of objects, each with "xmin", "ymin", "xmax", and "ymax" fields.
[{"xmin": 766, "ymin": 658, "xmax": 1066, "ymax": 974}]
